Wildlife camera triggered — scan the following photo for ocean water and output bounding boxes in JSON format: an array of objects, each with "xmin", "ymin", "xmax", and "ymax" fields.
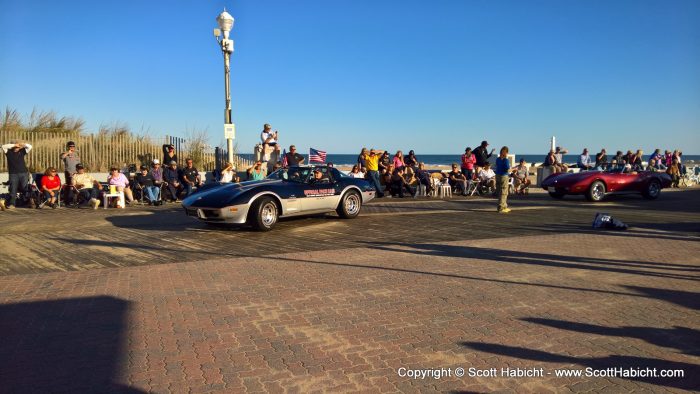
[{"xmin": 238, "ymin": 153, "xmax": 700, "ymax": 167}]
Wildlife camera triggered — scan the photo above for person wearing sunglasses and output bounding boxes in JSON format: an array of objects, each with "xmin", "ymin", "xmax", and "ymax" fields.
[
  {"xmin": 40, "ymin": 167, "xmax": 62, "ymax": 209},
  {"xmin": 107, "ymin": 167, "xmax": 134, "ymax": 205}
]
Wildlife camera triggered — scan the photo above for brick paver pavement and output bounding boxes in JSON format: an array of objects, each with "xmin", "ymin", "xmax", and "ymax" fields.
[{"xmin": 0, "ymin": 190, "xmax": 699, "ymax": 392}]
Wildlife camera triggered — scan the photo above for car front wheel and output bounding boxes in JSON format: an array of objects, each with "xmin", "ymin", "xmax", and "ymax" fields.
[
  {"xmin": 248, "ymin": 196, "xmax": 278, "ymax": 231},
  {"xmin": 642, "ymin": 179, "xmax": 661, "ymax": 200},
  {"xmin": 337, "ymin": 190, "xmax": 362, "ymax": 219},
  {"xmin": 586, "ymin": 180, "xmax": 606, "ymax": 202}
]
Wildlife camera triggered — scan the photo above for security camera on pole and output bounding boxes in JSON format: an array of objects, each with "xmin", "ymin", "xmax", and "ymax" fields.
[{"xmin": 214, "ymin": 8, "xmax": 235, "ymax": 165}]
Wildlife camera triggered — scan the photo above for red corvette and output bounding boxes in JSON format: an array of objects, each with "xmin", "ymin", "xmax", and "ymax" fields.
[{"xmin": 541, "ymin": 168, "xmax": 672, "ymax": 202}]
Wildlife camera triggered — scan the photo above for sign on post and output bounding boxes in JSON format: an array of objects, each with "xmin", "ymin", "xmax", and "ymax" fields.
[{"xmin": 224, "ymin": 123, "xmax": 235, "ymax": 139}]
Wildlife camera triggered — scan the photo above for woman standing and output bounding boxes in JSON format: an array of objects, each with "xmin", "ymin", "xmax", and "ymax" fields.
[
  {"xmin": 357, "ymin": 148, "xmax": 368, "ymax": 171},
  {"xmin": 495, "ymin": 147, "xmax": 511, "ymax": 213},
  {"xmin": 461, "ymin": 147, "xmax": 476, "ymax": 181},
  {"xmin": 392, "ymin": 150, "xmax": 405, "ymax": 171}
]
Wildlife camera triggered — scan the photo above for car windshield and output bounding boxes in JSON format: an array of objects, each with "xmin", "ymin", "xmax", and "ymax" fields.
[
  {"xmin": 267, "ymin": 166, "xmax": 342, "ymax": 183},
  {"xmin": 604, "ymin": 166, "xmax": 625, "ymax": 174},
  {"xmin": 267, "ymin": 167, "xmax": 313, "ymax": 183}
]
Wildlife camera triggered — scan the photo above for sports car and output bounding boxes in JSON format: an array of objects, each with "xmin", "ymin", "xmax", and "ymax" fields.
[
  {"xmin": 541, "ymin": 167, "xmax": 672, "ymax": 202},
  {"xmin": 182, "ymin": 165, "xmax": 376, "ymax": 230}
]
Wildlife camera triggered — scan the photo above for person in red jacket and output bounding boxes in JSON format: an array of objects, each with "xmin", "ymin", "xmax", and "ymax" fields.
[
  {"xmin": 461, "ymin": 147, "xmax": 477, "ymax": 181},
  {"xmin": 41, "ymin": 167, "xmax": 62, "ymax": 209}
]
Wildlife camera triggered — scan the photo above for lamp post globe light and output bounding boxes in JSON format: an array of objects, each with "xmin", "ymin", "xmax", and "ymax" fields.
[{"xmin": 214, "ymin": 8, "xmax": 235, "ymax": 165}]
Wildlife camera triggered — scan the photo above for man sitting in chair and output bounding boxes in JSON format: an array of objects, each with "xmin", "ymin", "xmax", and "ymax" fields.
[
  {"xmin": 448, "ymin": 163, "xmax": 468, "ymax": 196},
  {"xmin": 71, "ymin": 164, "xmax": 101, "ymax": 209},
  {"xmin": 163, "ymin": 161, "xmax": 182, "ymax": 202},
  {"xmin": 478, "ymin": 162, "xmax": 497, "ymax": 193},
  {"xmin": 180, "ymin": 158, "xmax": 202, "ymax": 197},
  {"xmin": 135, "ymin": 165, "xmax": 161, "ymax": 205}
]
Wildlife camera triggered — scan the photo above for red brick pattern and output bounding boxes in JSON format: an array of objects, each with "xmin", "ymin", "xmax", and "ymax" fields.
[{"xmin": 1, "ymin": 232, "xmax": 698, "ymax": 392}]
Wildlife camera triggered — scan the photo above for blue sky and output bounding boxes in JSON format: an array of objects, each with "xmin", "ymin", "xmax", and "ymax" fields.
[{"xmin": 1, "ymin": 0, "xmax": 698, "ymax": 154}]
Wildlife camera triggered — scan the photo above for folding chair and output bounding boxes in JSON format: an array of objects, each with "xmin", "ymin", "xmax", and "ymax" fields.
[
  {"xmin": 32, "ymin": 173, "xmax": 62, "ymax": 209},
  {"xmin": 508, "ymin": 177, "xmax": 516, "ymax": 195}
]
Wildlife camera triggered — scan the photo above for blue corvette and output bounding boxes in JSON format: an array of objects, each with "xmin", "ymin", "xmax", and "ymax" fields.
[{"xmin": 182, "ymin": 165, "xmax": 376, "ymax": 231}]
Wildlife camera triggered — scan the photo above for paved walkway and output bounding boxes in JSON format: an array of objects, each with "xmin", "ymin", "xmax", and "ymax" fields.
[{"xmin": 0, "ymin": 190, "xmax": 699, "ymax": 392}]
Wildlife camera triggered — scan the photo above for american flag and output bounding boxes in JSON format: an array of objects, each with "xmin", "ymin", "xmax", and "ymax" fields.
[
  {"xmin": 281, "ymin": 148, "xmax": 288, "ymax": 167},
  {"xmin": 309, "ymin": 148, "xmax": 327, "ymax": 163}
]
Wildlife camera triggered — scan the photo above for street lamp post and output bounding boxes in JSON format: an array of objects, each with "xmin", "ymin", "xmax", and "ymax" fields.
[{"xmin": 214, "ymin": 8, "xmax": 235, "ymax": 165}]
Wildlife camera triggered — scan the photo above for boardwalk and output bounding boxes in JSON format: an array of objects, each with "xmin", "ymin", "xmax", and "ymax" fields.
[{"xmin": 0, "ymin": 190, "xmax": 699, "ymax": 392}]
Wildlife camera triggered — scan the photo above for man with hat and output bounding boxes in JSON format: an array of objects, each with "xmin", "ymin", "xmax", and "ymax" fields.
[
  {"xmin": 71, "ymin": 163, "xmax": 102, "ymax": 209},
  {"xmin": 162, "ymin": 144, "xmax": 177, "ymax": 167},
  {"xmin": 163, "ymin": 160, "xmax": 182, "ymax": 202},
  {"xmin": 61, "ymin": 141, "xmax": 81, "ymax": 187},
  {"xmin": 474, "ymin": 140, "xmax": 494, "ymax": 170},
  {"xmin": 135, "ymin": 165, "xmax": 161, "ymax": 205},
  {"xmin": 151, "ymin": 159, "xmax": 164, "ymax": 188},
  {"xmin": 309, "ymin": 167, "xmax": 329, "ymax": 184},
  {"xmin": 363, "ymin": 148, "xmax": 385, "ymax": 198},
  {"xmin": 260, "ymin": 123, "xmax": 280, "ymax": 162},
  {"xmin": 1, "ymin": 139, "xmax": 33, "ymax": 210}
]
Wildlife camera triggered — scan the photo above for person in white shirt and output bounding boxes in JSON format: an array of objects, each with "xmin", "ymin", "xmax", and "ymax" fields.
[
  {"xmin": 348, "ymin": 165, "xmax": 365, "ymax": 179},
  {"xmin": 513, "ymin": 158, "xmax": 531, "ymax": 194},
  {"xmin": 260, "ymin": 123, "xmax": 280, "ymax": 161},
  {"xmin": 219, "ymin": 162, "xmax": 239, "ymax": 183},
  {"xmin": 578, "ymin": 148, "xmax": 593, "ymax": 171},
  {"xmin": 554, "ymin": 146, "xmax": 569, "ymax": 172},
  {"xmin": 478, "ymin": 162, "xmax": 496, "ymax": 191}
]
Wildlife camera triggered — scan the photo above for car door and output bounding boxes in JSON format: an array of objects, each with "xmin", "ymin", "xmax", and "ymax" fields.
[
  {"xmin": 300, "ymin": 168, "xmax": 339, "ymax": 211},
  {"xmin": 614, "ymin": 171, "xmax": 644, "ymax": 192},
  {"xmin": 604, "ymin": 171, "xmax": 627, "ymax": 192},
  {"xmin": 276, "ymin": 168, "xmax": 308, "ymax": 215}
]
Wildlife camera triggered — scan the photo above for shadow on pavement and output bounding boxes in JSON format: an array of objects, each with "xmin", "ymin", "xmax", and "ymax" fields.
[
  {"xmin": 625, "ymin": 285, "xmax": 700, "ymax": 311},
  {"xmin": 363, "ymin": 242, "xmax": 700, "ymax": 281},
  {"xmin": 0, "ymin": 296, "xmax": 141, "ymax": 393},
  {"xmin": 519, "ymin": 222, "xmax": 699, "ymax": 243},
  {"xmin": 522, "ymin": 318, "xmax": 700, "ymax": 356},
  {"xmin": 261, "ymin": 254, "xmax": 663, "ymax": 299},
  {"xmin": 461, "ymin": 342, "xmax": 699, "ymax": 390}
]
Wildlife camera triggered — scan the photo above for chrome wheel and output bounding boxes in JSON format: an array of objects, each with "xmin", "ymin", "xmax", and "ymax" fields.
[
  {"xmin": 337, "ymin": 191, "xmax": 362, "ymax": 219},
  {"xmin": 587, "ymin": 180, "xmax": 606, "ymax": 202},
  {"xmin": 592, "ymin": 184, "xmax": 604, "ymax": 200},
  {"xmin": 261, "ymin": 202, "xmax": 277, "ymax": 226},
  {"xmin": 345, "ymin": 194, "xmax": 361, "ymax": 215}
]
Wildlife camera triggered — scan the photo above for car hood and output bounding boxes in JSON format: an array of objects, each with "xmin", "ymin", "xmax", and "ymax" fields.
[
  {"xmin": 542, "ymin": 171, "xmax": 600, "ymax": 186},
  {"xmin": 183, "ymin": 179, "xmax": 282, "ymax": 207}
]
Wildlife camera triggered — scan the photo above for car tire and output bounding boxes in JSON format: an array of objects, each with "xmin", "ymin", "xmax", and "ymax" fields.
[
  {"xmin": 586, "ymin": 180, "xmax": 606, "ymax": 202},
  {"xmin": 642, "ymin": 179, "xmax": 661, "ymax": 200},
  {"xmin": 548, "ymin": 191, "xmax": 565, "ymax": 199},
  {"xmin": 248, "ymin": 196, "xmax": 278, "ymax": 231},
  {"xmin": 336, "ymin": 190, "xmax": 362, "ymax": 219}
]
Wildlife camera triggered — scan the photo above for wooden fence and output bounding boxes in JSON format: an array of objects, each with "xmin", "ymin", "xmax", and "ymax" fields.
[{"xmin": 0, "ymin": 130, "xmax": 253, "ymax": 173}]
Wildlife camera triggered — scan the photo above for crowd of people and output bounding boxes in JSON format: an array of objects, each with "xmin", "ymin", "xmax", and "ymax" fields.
[
  {"xmin": 0, "ymin": 139, "xmax": 213, "ymax": 211},
  {"xmin": 345, "ymin": 141, "xmax": 519, "ymax": 212},
  {"xmin": 557, "ymin": 147, "xmax": 686, "ymax": 187},
  {"xmin": 1, "ymin": 127, "xmax": 692, "ymax": 213}
]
